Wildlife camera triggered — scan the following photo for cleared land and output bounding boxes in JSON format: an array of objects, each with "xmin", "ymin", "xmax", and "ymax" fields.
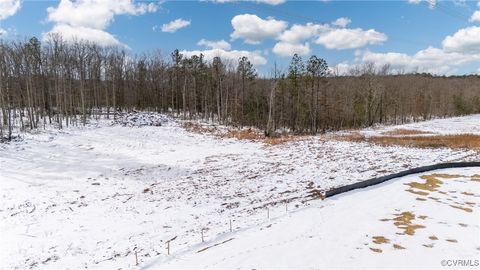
[
  {"xmin": 0, "ymin": 113, "xmax": 479, "ymax": 268},
  {"xmin": 157, "ymin": 168, "xmax": 480, "ymax": 269}
]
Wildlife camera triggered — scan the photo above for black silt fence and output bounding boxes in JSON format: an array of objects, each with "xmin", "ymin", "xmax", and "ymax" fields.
[{"xmin": 325, "ymin": 162, "xmax": 480, "ymax": 198}]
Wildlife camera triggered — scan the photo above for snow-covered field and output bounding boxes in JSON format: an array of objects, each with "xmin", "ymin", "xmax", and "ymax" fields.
[
  {"xmin": 157, "ymin": 167, "xmax": 480, "ymax": 269},
  {"xmin": 0, "ymin": 113, "xmax": 479, "ymax": 269},
  {"xmin": 357, "ymin": 114, "xmax": 480, "ymax": 136}
]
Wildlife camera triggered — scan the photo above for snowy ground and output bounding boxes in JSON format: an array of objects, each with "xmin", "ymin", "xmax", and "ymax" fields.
[
  {"xmin": 156, "ymin": 168, "xmax": 480, "ymax": 269},
  {"xmin": 0, "ymin": 113, "xmax": 479, "ymax": 269},
  {"xmin": 356, "ymin": 114, "xmax": 480, "ymax": 136}
]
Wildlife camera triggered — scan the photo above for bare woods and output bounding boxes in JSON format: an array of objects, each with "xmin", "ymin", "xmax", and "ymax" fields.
[{"xmin": 1, "ymin": 37, "xmax": 479, "ymax": 140}]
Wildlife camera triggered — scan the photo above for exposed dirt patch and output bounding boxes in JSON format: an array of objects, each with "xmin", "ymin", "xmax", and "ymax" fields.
[
  {"xmin": 382, "ymin": 129, "xmax": 435, "ymax": 136},
  {"xmin": 449, "ymin": 205, "xmax": 473, "ymax": 213},
  {"xmin": 406, "ymin": 189, "xmax": 429, "ymax": 196},
  {"xmin": 336, "ymin": 133, "xmax": 480, "ymax": 150},
  {"xmin": 405, "ymin": 175, "xmax": 443, "ymax": 192},
  {"xmin": 392, "ymin": 211, "xmax": 425, "ymax": 236},
  {"xmin": 369, "ymin": 247, "xmax": 382, "ymax": 253},
  {"xmin": 372, "ymin": 236, "xmax": 390, "ymax": 244},
  {"xmin": 429, "ymin": 235, "xmax": 438, "ymax": 240}
]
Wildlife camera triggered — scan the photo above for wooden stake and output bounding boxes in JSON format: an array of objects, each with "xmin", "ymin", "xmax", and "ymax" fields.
[
  {"xmin": 201, "ymin": 229, "xmax": 204, "ymax": 242},
  {"xmin": 285, "ymin": 203, "xmax": 288, "ymax": 213},
  {"xmin": 167, "ymin": 241, "xmax": 170, "ymax": 255},
  {"xmin": 267, "ymin": 207, "xmax": 270, "ymax": 219},
  {"xmin": 229, "ymin": 219, "xmax": 232, "ymax": 232},
  {"xmin": 135, "ymin": 250, "xmax": 138, "ymax": 266}
]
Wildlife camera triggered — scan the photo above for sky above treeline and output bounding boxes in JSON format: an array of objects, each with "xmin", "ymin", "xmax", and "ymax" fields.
[{"xmin": 0, "ymin": 0, "xmax": 479, "ymax": 76}]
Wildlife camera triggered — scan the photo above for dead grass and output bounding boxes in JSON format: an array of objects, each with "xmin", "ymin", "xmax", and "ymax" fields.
[
  {"xmin": 392, "ymin": 211, "xmax": 426, "ymax": 236},
  {"xmin": 336, "ymin": 133, "xmax": 480, "ymax": 150},
  {"xmin": 182, "ymin": 121, "xmax": 216, "ymax": 134},
  {"xmin": 382, "ymin": 129, "xmax": 434, "ymax": 136},
  {"xmin": 372, "ymin": 236, "xmax": 390, "ymax": 244},
  {"xmin": 182, "ymin": 121, "xmax": 303, "ymax": 146},
  {"xmin": 222, "ymin": 129, "xmax": 263, "ymax": 141}
]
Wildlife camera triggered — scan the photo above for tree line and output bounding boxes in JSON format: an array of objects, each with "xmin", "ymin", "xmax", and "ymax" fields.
[{"xmin": 1, "ymin": 36, "xmax": 479, "ymax": 140}]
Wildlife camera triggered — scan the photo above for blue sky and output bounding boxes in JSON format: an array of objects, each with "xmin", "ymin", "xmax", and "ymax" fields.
[{"xmin": 0, "ymin": 0, "xmax": 479, "ymax": 76}]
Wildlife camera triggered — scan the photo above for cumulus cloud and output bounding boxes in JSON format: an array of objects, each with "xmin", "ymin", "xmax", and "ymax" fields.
[
  {"xmin": 334, "ymin": 25, "xmax": 480, "ymax": 76},
  {"xmin": 180, "ymin": 48, "xmax": 267, "ymax": 66},
  {"xmin": 442, "ymin": 26, "xmax": 480, "ymax": 54},
  {"xmin": 315, "ymin": 28, "xmax": 387, "ymax": 50},
  {"xmin": 161, "ymin": 18, "xmax": 191, "ymax": 33},
  {"xmin": 210, "ymin": 0, "xmax": 285, "ymax": 5},
  {"xmin": 0, "ymin": 28, "xmax": 7, "ymax": 36},
  {"xmin": 270, "ymin": 18, "xmax": 387, "ymax": 57},
  {"xmin": 277, "ymin": 23, "xmax": 328, "ymax": 44},
  {"xmin": 471, "ymin": 10, "xmax": 480, "ymax": 22},
  {"xmin": 407, "ymin": 0, "xmax": 437, "ymax": 9},
  {"xmin": 230, "ymin": 14, "xmax": 287, "ymax": 44},
  {"xmin": 46, "ymin": 24, "xmax": 122, "ymax": 46},
  {"xmin": 272, "ymin": 42, "xmax": 310, "ymax": 57},
  {"xmin": 332, "ymin": 17, "xmax": 351, "ymax": 28},
  {"xmin": 43, "ymin": 0, "xmax": 158, "ymax": 46},
  {"xmin": 197, "ymin": 39, "xmax": 231, "ymax": 50},
  {"xmin": 0, "ymin": 0, "xmax": 21, "ymax": 20}
]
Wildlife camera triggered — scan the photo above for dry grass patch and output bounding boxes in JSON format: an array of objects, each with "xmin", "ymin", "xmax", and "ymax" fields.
[
  {"xmin": 336, "ymin": 133, "xmax": 480, "ymax": 150},
  {"xmin": 382, "ymin": 129, "xmax": 434, "ymax": 136},
  {"xmin": 372, "ymin": 236, "xmax": 390, "ymax": 244},
  {"xmin": 182, "ymin": 121, "xmax": 216, "ymax": 134},
  {"xmin": 392, "ymin": 211, "xmax": 426, "ymax": 236},
  {"xmin": 223, "ymin": 129, "xmax": 263, "ymax": 141}
]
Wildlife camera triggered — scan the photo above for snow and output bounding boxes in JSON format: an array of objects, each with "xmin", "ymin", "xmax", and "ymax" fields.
[
  {"xmin": 357, "ymin": 114, "xmax": 480, "ymax": 136},
  {"xmin": 155, "ymin": 167, "xmax": 480, "ymax": 269},
  {"xmin": 0, "ymin": 113, "xmax": 479, "ymax": 268}
]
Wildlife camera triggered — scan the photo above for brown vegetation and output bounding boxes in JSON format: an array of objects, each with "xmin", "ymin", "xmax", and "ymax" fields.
[
  {"xmin": 382, "ymin": 128, "xmax": 434, "ymax": 136},
  {"xmin": 336, "ymin": 133, "xmax": 480, "ymax": 151}
]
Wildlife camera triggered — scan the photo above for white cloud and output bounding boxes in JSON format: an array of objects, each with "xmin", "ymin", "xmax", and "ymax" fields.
[
  {"xmin": 442, "ymin": 26, "xmax": 480, "ymax": 54},
  {"xmin": 332, "ymin": 17, "xmax": 351, "ymax": 28},
  {"xmin": 210, "ymin": 0, "xmax": 285, "ymax": 5},
  {"xmin": 43, "ymin": 0, "xmax": 158, "ymax": 46},
  {"xmin": 271, "ymin": 19, "xmax": 387, "ymax": 55},
  {"xmin": 0, "ymin": 28, "xmax": 7, "ymax": 36},
  {"xmin": 197, "ymin": 39, "xmax": 231, "ymax": 50},
  {"xmin": 337, "ymin": 28, "xmax": 480, "ymax": 75},
  {"xmin": 407, "ymin": 0, "xmax": 437, "ymax": 9},
  {"xmin": 272, "ymin": 42, "xmax": 310, "ymax": 57},
  {"xmin": 230, "ymin": 14, "xmax": 287, "ymax": 44},
  {"xmin": 315, "ymin": 28, "xmax": 387, "ymax": 50},
  {"xmin": 356, "ymin": 47, "xmax": 480, "ymax": 74},
  {"xmin": 44, "ymin": 24, "xmax": 122, "ymax": 47},
  {"xmin": 161, "ymin": 18, "xmax": 191, "ymax": 33},
  {"xmin": 180, "ymin": 48, "xmax": 267, "ymax": 65},
  {"xmin": 0, "ymin": 0, "xmax": 21, "ymax": 20},
  {"xmin": 470, "ymin": 10, "xmax": 480, "ymax": 22},
  {"xmin": 277, "ymin": 23, "xmax": 328, "ymax": 44}
]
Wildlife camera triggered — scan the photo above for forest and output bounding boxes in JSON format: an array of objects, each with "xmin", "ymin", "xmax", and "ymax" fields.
[{"xmin": 1, "ymin": 36, "xmax": 479, "ymax": 140}]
